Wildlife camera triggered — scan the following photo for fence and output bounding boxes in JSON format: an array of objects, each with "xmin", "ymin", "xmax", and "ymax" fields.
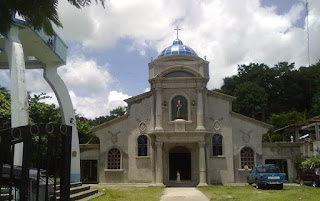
[{"xmin": 0, "ymin": 124, "xmax": 72, "ymax": 201}]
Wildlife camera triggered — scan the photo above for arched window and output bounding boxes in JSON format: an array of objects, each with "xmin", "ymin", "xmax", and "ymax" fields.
[
  {"xmin": 240, "ymin": 147, "xmax": 254, "ymax": 169},
  {"xmin": 107, "ymin": 148, "xmax": 121, "ymax": 169},
  {"xmin": 171, "ymin": 95, "xmax": 188, "ymax": 120},
  {"xmin": 138, "ymin": 135, "xmax": 148, "ymax": 156},
  {"xmin": 212, "ymin": 134, "xmax": 223, "ymax": 156}
]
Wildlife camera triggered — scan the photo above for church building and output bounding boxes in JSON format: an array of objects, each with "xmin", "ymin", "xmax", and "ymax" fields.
[{"xmin": 82, "ymin": 36, "xmax": 280, "ymax": 186}]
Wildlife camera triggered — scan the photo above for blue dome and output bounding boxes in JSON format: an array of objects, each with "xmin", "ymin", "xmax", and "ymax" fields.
[{"xmin": 158, "ymin": 39, "xmax": 198, "ymax": 58}]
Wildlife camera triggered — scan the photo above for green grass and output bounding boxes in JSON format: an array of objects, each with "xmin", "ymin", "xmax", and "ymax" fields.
[
  {"xmin": 90, "ymin": 186, "xmax": 164, "ymax": 201},
  {"xmin": 198, "ymin": 185, "xmax": 320, "ymax": 201}
]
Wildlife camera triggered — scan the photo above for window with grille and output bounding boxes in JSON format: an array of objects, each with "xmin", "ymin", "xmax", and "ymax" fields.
[
  {"xmin": 212, "ymin": 134, "xmax": 223, "ymax": 156},
  {"xmin": 240, "ymin": 147, "xmax": 254, "ymax": 169},
  {"xmin": 107, "ymin": 148, "xmax": 121, "ymax": 169},
  {"xmin": 138, "ymin": 135, "xmax": 148, "ymax": 156}
]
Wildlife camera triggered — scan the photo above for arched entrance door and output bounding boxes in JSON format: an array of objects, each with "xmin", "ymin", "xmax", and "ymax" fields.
[{"xmin": 169, "ymin": 146, "xmax": 191, "ymax": 180}]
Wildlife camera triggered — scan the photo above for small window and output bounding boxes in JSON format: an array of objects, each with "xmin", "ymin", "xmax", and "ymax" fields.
[
  {"xmin": 240, "ymin": 147, "xmax": 254, "ymax": 169},
  {"xmin": 138, "ymin": 135, "xmax": 148, "ymax": 156},
  {"xmin": 107, "ymin": 148, "xmax": 121, "ymax": 169},
  {"xmin": 212, "ymin": 134, "xmax": 223, "ymax": 156}
]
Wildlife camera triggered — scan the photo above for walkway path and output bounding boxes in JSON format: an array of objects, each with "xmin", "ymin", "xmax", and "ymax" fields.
[{"xmin": 160, "ymin": 187, "xmax": 209, "ymax": 201}]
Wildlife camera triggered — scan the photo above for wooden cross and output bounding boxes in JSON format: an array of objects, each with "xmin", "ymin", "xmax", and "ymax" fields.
[{"xmin": 174, "ymin": 26, "xmax": 181, "ymax": 39}]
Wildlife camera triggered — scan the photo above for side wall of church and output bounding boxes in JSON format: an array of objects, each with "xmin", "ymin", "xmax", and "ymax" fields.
[
  {"xmin": 126, "ymin": 96, "xmax": 154, "ymax": 183},
  {"xmin": 205, "ymin": 95, "xmax": 235, "ymax": 184},
  {"xmin": 231, "ymin": 115, "xmax": 269, "ymax": 183},
  {"xmin": 95, "ymin": 118, "xmax": 129, "ymax": 183}
]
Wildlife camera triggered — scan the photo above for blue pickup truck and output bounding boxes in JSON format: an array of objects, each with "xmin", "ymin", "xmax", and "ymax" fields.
[{"xmin": 247, "ymin": 164, "xmax": 286, "ymax": 189}]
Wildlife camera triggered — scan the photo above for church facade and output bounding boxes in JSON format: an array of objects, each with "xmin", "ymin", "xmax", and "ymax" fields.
[{"xmin": 85, "ymin": 38, "xmax": 279, "ymax": 186}]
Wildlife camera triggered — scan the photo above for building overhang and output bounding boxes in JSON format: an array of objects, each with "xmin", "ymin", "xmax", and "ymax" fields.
[{"xmin": 0, "ymin": 18, "xmax": 67, "ymax": 69}]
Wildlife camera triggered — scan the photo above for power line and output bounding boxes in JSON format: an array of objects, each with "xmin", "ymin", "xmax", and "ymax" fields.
[{"xmin": 306, "ymin": 0, "xmax": 311, "ymax": 67}]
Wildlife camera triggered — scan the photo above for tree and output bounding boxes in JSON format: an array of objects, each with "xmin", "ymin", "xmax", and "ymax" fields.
[
  {"xmin": 92, "ymin": 106, "xmax": 127, "ymax": 126},
  {"xmin": 0, "ymin": 86, "xmax": 11, "ymax": 128},
  {"xmin": 265, "ymin": 111, "xmax": 304, "ymax": 142},
  {"xmin": 233, "ymin": 82, "xmax": 267, "ymax": 120},
  {"xmin": 309, "ymin": 92, "xmax": 320, "ymax": 117},
  {"xmin": 300, "ymin": 155, "xmax": 320, "ymax": 170},
  {"xmin": 0, "ymin": 0, "xmax": 105, "ymax": 36},
  {"xmin": 28, "ymin": 93, "xmax": 61, "ymax": 124}
]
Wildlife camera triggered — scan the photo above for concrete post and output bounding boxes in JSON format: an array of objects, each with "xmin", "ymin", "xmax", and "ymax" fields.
[
  {"xmin": 155, "ymin": 88, "xmax": 163, "ymax": 131},
  {"xmin": 155, "ymin": 142, "xmax": 164, "ymax": 186},
  {"xmin": 315, "ymin": 123, "xmax": 319, "ymax": 140},
  {"xmin": 5, "ymin": 25, "xmax": 29, "ymax": 166},
  {"xmin": 44, "ymin": 65, "xmax": 80, "ymax": 182},
  {"xmin": 198, "ymin": 141, "xmax": 208, "ymax": 186},
  {"xmin": 196, "ymin": 87, "xmax": 205, "ymax": 131}
]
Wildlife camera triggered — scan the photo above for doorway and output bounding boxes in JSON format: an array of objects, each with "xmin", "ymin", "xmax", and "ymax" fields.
[
  {"xmin": 169, "ymin": 146, "xmax": 191, "ymax": 180},
  {"xmin": 80, "ymin": 160, "xmax": 98, "ymax": 183}
]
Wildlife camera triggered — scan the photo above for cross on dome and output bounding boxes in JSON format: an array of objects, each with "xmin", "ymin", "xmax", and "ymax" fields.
[{"xmin": 174, "ymin": 26, "xmax": 181, "ymax": 39}]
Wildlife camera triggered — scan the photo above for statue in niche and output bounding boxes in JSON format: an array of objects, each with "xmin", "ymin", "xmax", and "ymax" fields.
[
  {"xmin": 176, "ymin": 100, "xmax": 182, "ymax": 119},
  {"xmin": 172, "ymin": 95, "xmax": 188, "ymax": 120}
]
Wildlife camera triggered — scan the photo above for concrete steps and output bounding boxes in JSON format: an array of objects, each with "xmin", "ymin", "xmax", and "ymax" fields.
[
  {"xmin": 56, "ymin": 183, "xmax": 100, "ymax": 201},
  {"xmin": 0, "ymin": 188, "xmax": 12, "ymax": 201}
]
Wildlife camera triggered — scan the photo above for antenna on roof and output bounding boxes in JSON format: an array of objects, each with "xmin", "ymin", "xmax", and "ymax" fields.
[
  {"xmin": 174, "ymin": 26, "xmax": 181, "ymax": 39},
  {"xmin": 306, "ymin": 0, "xmax": 311, "ymax": 67}
]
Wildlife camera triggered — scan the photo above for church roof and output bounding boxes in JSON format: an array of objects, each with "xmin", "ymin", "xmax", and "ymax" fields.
[{"xmin": 158, "ymin": 39, "xmax": 198, "ymax": 58}]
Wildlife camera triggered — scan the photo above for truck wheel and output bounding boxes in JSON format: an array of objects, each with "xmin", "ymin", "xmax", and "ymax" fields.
[{"xmin": 300, "ymin": 180, "xmax": 304, "ymax": 186}]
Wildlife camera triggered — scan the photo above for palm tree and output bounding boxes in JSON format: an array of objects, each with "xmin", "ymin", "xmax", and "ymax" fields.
[{"xmin": 0, "ymin": 0, "xmax": 105, "ymax": 36}]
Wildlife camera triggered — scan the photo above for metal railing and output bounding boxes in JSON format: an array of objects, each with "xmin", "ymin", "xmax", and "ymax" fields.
[{"xmin": 0, "ymin": 124, "xmax": 72, "ymax": 201}]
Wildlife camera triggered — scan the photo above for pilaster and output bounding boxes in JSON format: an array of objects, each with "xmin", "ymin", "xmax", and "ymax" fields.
[
  {"xmin": 155, "ymin": 86, "xmax": 163, "ymax": 131},
  {"xmin": 155, "ymin": 141, "xmax": 164, "ymax": 186},
  {"xmin": 196, "ymin": 85, "xmax": 205, "ymax": 131},
  {"xmin": 197, "ymin": 141, "xmax": 208, "ymax": 186}
]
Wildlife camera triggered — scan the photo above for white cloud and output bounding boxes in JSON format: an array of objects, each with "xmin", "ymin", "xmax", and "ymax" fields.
[
  {"xmin": 20, "ymin": 55, "xmax": 130, "ymax": 119},
  {"xmin": 56, "ymin": 0, "xmax": 320, "ymax": 89}
]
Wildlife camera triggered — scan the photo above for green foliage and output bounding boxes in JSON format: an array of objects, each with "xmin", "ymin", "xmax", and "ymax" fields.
[
  {"xmin": 0, "ymin": 0, "xmax": 105, "ymax": 36},
  {"xmin": 76, "ymin": 116, "xmax": 99, "ymax": 144},
  {"xmin": 309, "ymin": 92, "xmax": 320, "ymax": 117},
  {"xmin": 0, "ymin": 86, "xmax": 11, "ymax": 128},
  {"xmin": 233, "ymin": 82, "xmax": 267, "ymax": 120},
  {"xmin": 92, "ymin": 106, "xmax": 126, "ymax": 126},
  {"xmin": 301, "ymin": 155, "xmax": 320, "ymax": 170},
  {"xmin": 0, "ymin": 86, "xmax": 126, "ymax": 144},
  {"xmin": 264, "ymin": 111, "xmax": 304, "ymax": 142},
  {"xmin": 220, "ymin": 61, "xmax": 320, "ymax": 121},
  {"xmin": 28, "ymin": 93, "xmax": 61, "ymax": 124}
]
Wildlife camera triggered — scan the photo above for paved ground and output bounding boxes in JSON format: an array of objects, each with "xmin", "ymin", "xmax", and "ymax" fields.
[{"xmin": 160, "ymin": 187, "xmax": 209, "ymax": 201}]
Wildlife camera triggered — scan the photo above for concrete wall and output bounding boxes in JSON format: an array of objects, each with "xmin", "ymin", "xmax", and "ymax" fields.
[
  {"xmin": 231, "ymin": 113, "xmax": 269, "ymax": 183},
  {"xmin": 80, "ymin": 144, "xmax": 99, "ymax": 160},
  {"xmin": 95, "ymin": 116, "xmax": 129, "ymax": 183},
  {"xmin": 206, "ymin": 94, "xmax": 234, "ymax": 184},
  {"xmin": 127, "ymin": 96, "xmax": 153, "ymax": 183},
  {"xmin": 262, "ymin": 142, "xmax": 302, "ymax": 182}
]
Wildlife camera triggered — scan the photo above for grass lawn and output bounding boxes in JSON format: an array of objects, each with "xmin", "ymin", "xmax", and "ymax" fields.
[
  {"xmin": 90, "ymin": 186, "xmax": 164, "ymax": 201},
  {"xmin": 199, "ymin": 185, "xmax": 320, "ymax": 201}
]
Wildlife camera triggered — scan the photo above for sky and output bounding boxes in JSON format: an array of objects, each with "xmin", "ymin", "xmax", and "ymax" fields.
[{"xmin": 0, "ymin": 0, "xmax": 319, "ymax": 119}]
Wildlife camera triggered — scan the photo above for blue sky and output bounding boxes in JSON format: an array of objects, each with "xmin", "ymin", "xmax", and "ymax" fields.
[{"xmin": 1, "ymin": 0, "xmax": 319, "ymax": 119}]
